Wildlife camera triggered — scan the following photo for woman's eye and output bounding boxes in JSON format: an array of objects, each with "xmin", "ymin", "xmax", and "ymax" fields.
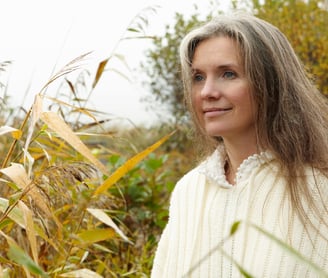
[
  {"xmin": 193, "ymin": 74, "xmax": 204, "ymax": 82},
  {"xmin": 222, "ymin": 71, "xmax": 236, "ymax": 79}
]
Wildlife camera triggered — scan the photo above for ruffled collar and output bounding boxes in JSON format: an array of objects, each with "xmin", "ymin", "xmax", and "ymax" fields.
[{"xmin": 197, "ymin": 145, "xmax": 272, "ymax": 188}]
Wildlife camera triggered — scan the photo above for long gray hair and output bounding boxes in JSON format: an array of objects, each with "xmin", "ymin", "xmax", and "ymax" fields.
[{"xmin": 180, "ymin": 13, "xmax": 328, "ymax": 237}]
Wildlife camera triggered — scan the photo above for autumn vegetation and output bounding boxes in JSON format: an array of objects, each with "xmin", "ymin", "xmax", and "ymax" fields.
[{"xmin": 0, "ymin": 0, "xmax": 327, "ymax": 277}]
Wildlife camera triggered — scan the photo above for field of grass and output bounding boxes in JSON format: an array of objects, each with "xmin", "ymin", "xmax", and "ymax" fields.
[{"xmin": 0, "ymin": 47, "xmax": 196, "ymax": 277}]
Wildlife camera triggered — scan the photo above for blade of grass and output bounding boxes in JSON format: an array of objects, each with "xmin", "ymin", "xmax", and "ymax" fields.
[
  {"xmin": 39, "ymin": 52, "xmax": 91, "ymax": 95},
  {"xmin": 44, "ymin": 96, "xmax": 104, "ymax": 125},
  {"xmin": 94, "ymin": 130, "xmax": 175, "ymax": 195},
  {"xmin": 87, "ymin": 208, "xmax": 132, "ymax": 244},
  {"xmin": 248, "ymin": 222, "xmax": 328, "ymax": 277},
  {"xmin": 18, "ymin": 201, "xmax": 38, "ymax": 264},
  {"xmin": 24, "ymin": 94, "xmax": 43, "ymax": 176},
  {"xmin": 182, "ymin": 223, "xmax": 254, "ymax": 278},
  {"xmin": 40, "ymin": 111, "xmax": 108, "ymax": 175},
  {"xmin": 92, "ymin": 59, "xmax": 108, "ymax": 89},
  {"xmin": 1, "ymin": 107, "xmax": 32, "ymax": 169},
  {"xmin": 76, "ymin": 228, "xmax": 116, "ymax": 245},
  {"xmin": 8, "ymin": 244, "xmax": 48, "ymax": 277},
  {"xmin": 0, "ymin": 197, "xmax": 25, "ymax": 228},
  {"xmin": 0, "ymin": 231, "xmax": 48, "ymax": 277}
]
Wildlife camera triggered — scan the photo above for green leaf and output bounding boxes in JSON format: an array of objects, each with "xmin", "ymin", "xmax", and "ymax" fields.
[
  {"xmin": 0, "ymin": 218, "xmax": 13, "ymax": 230},
  {"xmin": 127, "ymin": 28, "xmax": 140, "ymax": 33},
  {"xmin": 0, "ymin": 197, "xmax": 25, "ymax": 228},
  {"xmin": 230, "ymin": 221, "xmax": 241, "ymax": 236},
  {"xmin": 7, "ymin": 244, "xmax": 48, "ymax": 277},
  {"xmin": 144, "ymin": 156, "xmax": 163, "ymax": 172}
]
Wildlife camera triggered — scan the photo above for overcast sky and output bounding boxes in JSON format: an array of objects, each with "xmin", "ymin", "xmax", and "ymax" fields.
[{"xmin": 0, "ymin": 0, "xmax": 231, "ymax": 126}]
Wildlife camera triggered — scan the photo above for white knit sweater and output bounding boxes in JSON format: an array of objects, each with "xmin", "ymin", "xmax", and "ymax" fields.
[{"xmin": 151, "ymin": 148, "xmax": 328, "ymax": 277}]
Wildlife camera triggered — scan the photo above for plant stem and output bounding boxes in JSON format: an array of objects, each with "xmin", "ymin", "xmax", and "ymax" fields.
[{"xmin": 1, "ymin": 107, "xmax": 32, "ymax": 169}]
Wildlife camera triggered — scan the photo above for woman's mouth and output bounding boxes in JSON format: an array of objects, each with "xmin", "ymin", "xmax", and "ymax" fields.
[{"xmin": 203, "ymin": 107, "xmax": 232, "ymax": 117}]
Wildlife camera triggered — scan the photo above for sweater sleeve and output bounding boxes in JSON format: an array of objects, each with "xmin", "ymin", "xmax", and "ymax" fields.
[
  {"xmin": 151, "ymin": 168, "xmax": 207, "ymax": 277},
  {"xmin": 151, "ymin": 172, "xmax": 181, "ymax": 278},
  {"xmin": 151, "ymin": 224, "xmax": 170, "ymax": 277},
  {"xmin": 151, "ymin": 170, "xmax": 186, "ymax": 277}
]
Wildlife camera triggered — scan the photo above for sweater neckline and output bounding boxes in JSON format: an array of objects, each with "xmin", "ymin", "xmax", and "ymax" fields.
[{"xmin": 197, "ymin": 145, "xmax": 271, "ymax": 188}]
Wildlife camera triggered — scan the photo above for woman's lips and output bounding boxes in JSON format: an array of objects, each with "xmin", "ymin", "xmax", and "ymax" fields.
[{"xmin": 203, "ymin": 107, "xmax": 232, "ymax": 117}]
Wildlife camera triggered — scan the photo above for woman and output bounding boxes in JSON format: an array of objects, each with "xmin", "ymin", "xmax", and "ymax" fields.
[{"xmin": 151, "ymin": 13, "xmax": 328, "ymax": 277}]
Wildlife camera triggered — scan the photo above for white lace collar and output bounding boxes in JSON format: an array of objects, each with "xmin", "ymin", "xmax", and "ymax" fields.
[{"xmin": 197, "ymin": 145, "xmax": 272, "ymax": 188}]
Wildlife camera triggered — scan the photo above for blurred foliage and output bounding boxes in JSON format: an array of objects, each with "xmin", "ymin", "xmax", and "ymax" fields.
[
  {"xmin": 140, "ymin": 11, "xmax": 207, "ymax": 124},
  {"xmin": 248, "ymin": 0, "xmax": 328, "ymax": 95},
  {"xmin": 103, "ymin": 152, "xmax": 175, "ymax": 276}
]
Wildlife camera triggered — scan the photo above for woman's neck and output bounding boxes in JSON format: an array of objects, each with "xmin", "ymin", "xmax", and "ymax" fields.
[{"xmin": 223, "ymin": 138, "xmax": 259, "ymax": 185}]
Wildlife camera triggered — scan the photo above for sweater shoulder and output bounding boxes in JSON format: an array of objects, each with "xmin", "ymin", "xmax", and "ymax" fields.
[
  {"xmin": 172, "ymin": 167, "xmax": 205, "ymax": 193},
  {"xmin": 169, "ymin": 167, "xmax": 207, "ymax": 205}
]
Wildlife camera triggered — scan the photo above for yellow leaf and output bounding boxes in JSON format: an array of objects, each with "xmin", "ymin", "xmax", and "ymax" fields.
[
  {"xmin": 18, "ymin": 201, "xmax": 38, "ymax": 264},
  {"xmin": 0, "ymin": 125, "xmax": 22, "ymax": 140},
  {"xmin": 94, "ymin": 131, "xmax": 174, "ymax": 195},
  {"xmin": 0, "ymin": 163, "xmax": 33, "ymax": 190},
  {"xmin": 40, "ymin": 112, "xmax": 108, "ymax": 175},
  {"xmin": 76, "ymin": 228, "xmax": 116, "ymax": 244},
  {"xmin": 92, "ymin": 59, "xmax": 108, "ymax": 89},
  {"xmin": 87, "ymin": 208, "xmax": 132, "ymax": 244}
]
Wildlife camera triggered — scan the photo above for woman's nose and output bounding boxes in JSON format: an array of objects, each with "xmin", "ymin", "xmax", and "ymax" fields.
[{"xmin": 200, "ymin": 78, "xmax": 221, "ymax": 99}]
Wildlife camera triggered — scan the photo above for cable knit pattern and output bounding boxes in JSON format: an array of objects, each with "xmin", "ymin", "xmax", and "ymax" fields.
[{"xmin": 151, "ymin": 147, "xmax": 328, "ymax": 278}]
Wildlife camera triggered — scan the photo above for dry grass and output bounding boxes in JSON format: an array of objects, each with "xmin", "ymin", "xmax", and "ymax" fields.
[{"xmin": 0, "ymin": 40, "xmax": 176, "ymax": 277}]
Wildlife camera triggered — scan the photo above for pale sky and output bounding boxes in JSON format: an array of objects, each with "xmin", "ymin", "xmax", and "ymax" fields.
[{"xmin": 0, "ymin": 0, "xmax": 230, "ymax": 126}]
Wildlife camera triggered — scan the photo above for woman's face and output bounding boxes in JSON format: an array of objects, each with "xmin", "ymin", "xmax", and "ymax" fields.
[{"xmin": 191, "ymin": 36, "xmax": 256, "ymax": 142}]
